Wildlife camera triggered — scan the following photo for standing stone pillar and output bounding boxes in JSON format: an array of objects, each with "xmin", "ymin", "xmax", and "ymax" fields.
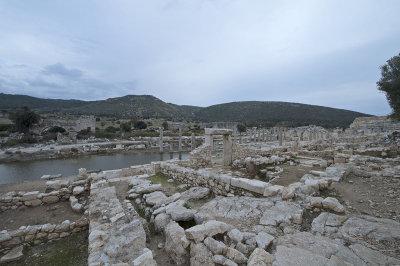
[
  {"xmin": 191, "ymin": 133, "xmax": 195, "ymax": 150},
  {"xmin": 233, "ymin": 126, "xmax": 237, "ymax": 143},
  {"xmin": 178, "ymin": 126, "xmax": 182, "ymax": 152},
  {"xmin": 223, "ymin": 134, "xmax": 233, "ymax": 166},
  {"xmin": 159, "ymin": 128, "xmax": 163, "ymax": 153},
  {"xmin": 205, "ymin": 134, "xmax": 213, "ymax": 146},
  {"xmin": 253, "ymin": 127, "xmax": 257, "ymax": 142},
  {"xmin": 262, "ymin": 129, "xmax": 265, "ymax": 142},
  {"xmin": 279, "ymin": 127, "xmax": 283, "ymax": 146}
]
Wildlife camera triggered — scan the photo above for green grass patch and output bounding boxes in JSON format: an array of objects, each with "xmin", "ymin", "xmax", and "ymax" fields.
[
  {"xmin": 183, "ymin": 202, "xmax": 191, "ymax": 209},
  {"xmin": 8, "ymin": 231, "xmax": 88, "ymax": 266},
  {"xmin": 148, "ymin": 172, "xmax": 180, "ymax": 187},
  {"xmin": 301, "ymin": 209, "xmax": 320, "ymax": 231}
]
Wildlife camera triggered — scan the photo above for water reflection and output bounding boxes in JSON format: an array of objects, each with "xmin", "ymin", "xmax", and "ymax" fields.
[{"xmin": 0, "ymin": 152, "xmax": 189, "ymax": 185}]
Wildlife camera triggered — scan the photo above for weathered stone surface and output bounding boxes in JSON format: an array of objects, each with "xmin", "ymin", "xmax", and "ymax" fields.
[
  {"xmin": 247, "ymin": 248, "xmax": 274, "ymax": 266},
  {"xmin": 198, "ymin": 196, "xmax": 274, "ymax": 221},
  {"xmin": 22, "ymin": 191, "xmax": 39, "ymax": 201},
  {"xmin": 180, "ymin": 187, "xmax": 211, "ymax": 201},
  {"xmin": 259, "ymin": 201, "xmax": 303, "ymax": 226},
  {"xmin": 226, "ymin": 247, "xmax": 247, "ymax": 264},
  {"xmin": 0, "ymin": 245, "xmax": 23, "ymax": 263},
  {"xmin": 274, "ymin": 245, "xmax": 329, "ymax": 266},
  {"xmin": 281, "ymin": 186, "xmax": 296, "ymax": 200},
  {"xmin": 255, "ymin": 231, "xmax": 274, "ymax": 249},
  {"xmin": 46, "ymin": 180, "xmax": 69, "ymax": 191},
  {"xmin": 349, "ymin": 243, "xmax": 400, "ymax": 265},
  {"xmin": 72, "ymin": 186, "xmax": 85, "ymax": 195},
  {"xmin": 132, "ymin": 183, "xmax": 162, "ymax": 194},
  {"xmin": 213, "ymin": 255, "xmax": 237, "ymax": 266},
  {"xmin": 144, "ymin": 191, "xmax": 167, "ymax": 206},
  {"xmin": 164, "ymin": 221, "xmax": 190, "ymax": 265},
  {"xmin": 54, "ymin": 220, "xmax": 71, "ymax": 232},
  {"xmin": 339, "ymin": 215, "xmax": 400, "ymax": 242},
  {"xmin": 306, "ymin": 196, "xmax": 324, "ymax": 208},
  {"xmin": 42, "ymin": 195, "xmax": 59, "ymax": 204},
  {"xmin": 228, "ymin": 229, "xmax": 243, "ymax": 243},
  {"xmin": 321, "ymin": 197, "xmax": 345, "ymax": 213},
  {"xmin": 263, "ymin": 185, "xmax": 283, "ymax": 197},
  {"xmin": 190, "ymin": 242, "xmax": 215, "ymax": 266},
  {"xmin": 154, "ymin": 193, "xmax": 181, "ymax": 208},
  {"xmin": 165, "ymin": 201, "xmax": 194, "ymax": 222},
  {"xmin": 132, "ymin": 248, "xmax": 157, "ymax": 266},
  {"xmin": 24, "ymin": 199, "xmax": 42, "ymax": 206},
  {"xmin": 185, "ymin": 220, "xmax": 232, "ymax": 243},
  {"xmin": 154, "ymin": 213, "xmax": 171, "ymax": 233},
  {"xmin": 311, "ymin": 212, "xmax": 347, "ymax": 234},
  {"xmin": 276, "ymin": 232, "xmax": 365, "ymax": 266},
  {"xmin": 204, "ymin": 236, "xmax": 227, "ymax": 255}
]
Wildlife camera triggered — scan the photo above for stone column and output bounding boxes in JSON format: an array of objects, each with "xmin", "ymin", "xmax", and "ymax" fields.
[
  {"xmin": 205, "ymin": 134, "xmax": 213, "ymax": 146},
  {"xmin": 253, "ymin": 127, "xmax": 257, "ymax": 142},
  {"xmin": 279, "ymin": 127, "xmax": 283, "ymax": 146},
  {"xmin": 262, "ymin": 129, "xmax": 265, "ymax": 142},
  {"xmin": 191, "ymin": 133, "xmax": 195, "ymax": 150},
  {"xmin": 223, "ymin": 134, "xmax": 233, "ymax": 166},
  {"xmin": 178, "ymin": 126, "xmax": 182, "ymax": 152},
  {"xmin": 233, "ymin": 126, "xmax": 237, "ymax": 143},
  {"xmin": 159, "ymin": 128, "xmax": 163, "ymax": 153}
]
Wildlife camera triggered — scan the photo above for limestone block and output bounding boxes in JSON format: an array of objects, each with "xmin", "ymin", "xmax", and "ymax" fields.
[
  {"xmin": 321, "ymin": 197, "xmax": 345, "ymax": 213},
  {"xmin": 204, "ymin": 236, "xmax": 227, "ymax": 255},
  {"xmin": 72, "ymin": 186, "xmax": 85, "ymax": 195},
  {"xmin": 42, "ymin": 196, "xmax": 59, "ymax": 204},
  {"xmin": 226, "ymin": 247, "xmax": 247, "ymax": 264},
  {"xmin": 248, "ymin": 248, "xmax": 274, "ymax": 266},
  {"xmin": 185, "ymin": 220, "xmax": 232, "ymax": 243},
  {"xmin": 164, "ymin": 221, "xmax": 190, "ymax": 265},
  {"xmin": 255, "ymin": 232, "xmax": 274, "ymax": 249},
  {"xmin": 190, "ymin": 242, "xmax": 214, "ymax": 266},
  {"xmin": 263, "ymin": 185, "xmax": 283, "ymax": 197},
  {"xmin": 0, "ymin": 245, "xmax": 23, "ymax": 263},
  {"xmin": 22, "ymin": 191, "xmax": 39, "ymax": 201},
  {"xmin": 228, "ymin": 229, "xmax": 244, "ymax": 243}
]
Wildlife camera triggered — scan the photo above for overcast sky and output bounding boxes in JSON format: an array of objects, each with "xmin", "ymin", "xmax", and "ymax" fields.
[{"xmin": 0, "ymin": 0, "xmax": 399, "ymax": 115}]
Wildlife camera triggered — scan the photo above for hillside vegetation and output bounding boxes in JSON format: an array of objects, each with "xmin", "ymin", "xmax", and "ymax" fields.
[{"xmin": 0, "ymin": 93, "xmax": 370, "ymax": 128}]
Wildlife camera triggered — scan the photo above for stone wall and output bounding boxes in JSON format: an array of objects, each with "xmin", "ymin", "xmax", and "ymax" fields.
[
  {"xmin": 159, "ymin": 161, "xmax": 273, "ymax": 196},
  {"xmin": 0, "ymin": 217, "xmax": 88, "ymax": 251},
  {"xmin": 189, "ymin": 144, "xmax": 212, "ymax": 169},
  {"xmin": 346, "ymin": 116, "xmax": 400, "ymax": 136},
  {"xmin": 0, "ymin": 178, "xmax": 89, "ymax": 212}
]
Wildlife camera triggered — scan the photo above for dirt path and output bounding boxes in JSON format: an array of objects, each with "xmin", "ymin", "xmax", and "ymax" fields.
[
  {"xmin": 0, "ymin": 201, "xmax": 84, "ymax": 231},
  {"xmin": 332, "ymin": 173, "xmax": 400, "ymax": 222}
]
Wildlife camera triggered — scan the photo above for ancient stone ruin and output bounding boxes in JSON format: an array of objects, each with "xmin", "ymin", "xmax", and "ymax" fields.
[{"xmin": 1, "ymin": 116, "xmax": 400, "ymax": 265}]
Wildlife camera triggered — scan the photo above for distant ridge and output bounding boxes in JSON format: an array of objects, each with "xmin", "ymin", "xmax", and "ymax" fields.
[{"xmin": 0, "ymin": 93, "xmax": 371, "ymax": 128}]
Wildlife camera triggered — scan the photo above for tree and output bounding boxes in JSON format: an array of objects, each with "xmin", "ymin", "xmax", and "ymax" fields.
[
  {"xmin": 120, "ymin": 122, "xmax": 131, "ymax": 132},
  {"xmin": 47, "ymin": 126, "xmax": 66, "ymax": 133},
  {"xmin": 133, "ymin": 121, "xmax": 147, "ymax": 129},
  {"xmin": 9, "ymin": 106, "xmax": 40, "ymax": 133},
  {"xmin": 162, "ymin": 121, "xmax": 169, "ymax": 130},
  {"xmin": 237, "ymin": 123, "xmax": 246, "ymax": 134},
  {"xmin": 105, "ymin": 126, "xmax": 119, "ymax": 133},
  {"xmin": 377, "ymin": 53, "xmax": 400, "ymax": 119}
]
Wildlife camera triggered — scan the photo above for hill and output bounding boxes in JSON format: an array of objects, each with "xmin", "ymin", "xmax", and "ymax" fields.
[
  {"xmin": 0, "ymin": 93, "xmax": 371, "ymax": 128},
  {"xmin": 194, "ymin": 101, "xmax": 369, "ymax": 128}
]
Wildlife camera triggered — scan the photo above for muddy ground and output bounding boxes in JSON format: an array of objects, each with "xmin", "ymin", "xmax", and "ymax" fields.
[{"xmin": 0, "ymin": 201, "xmax": 84, "ymax": 231}]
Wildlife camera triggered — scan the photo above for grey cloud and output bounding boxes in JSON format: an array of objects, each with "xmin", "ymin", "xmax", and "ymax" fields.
[{"xmin": 41, "ymin": 63, "xmax": 83, "ymax": 79}]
